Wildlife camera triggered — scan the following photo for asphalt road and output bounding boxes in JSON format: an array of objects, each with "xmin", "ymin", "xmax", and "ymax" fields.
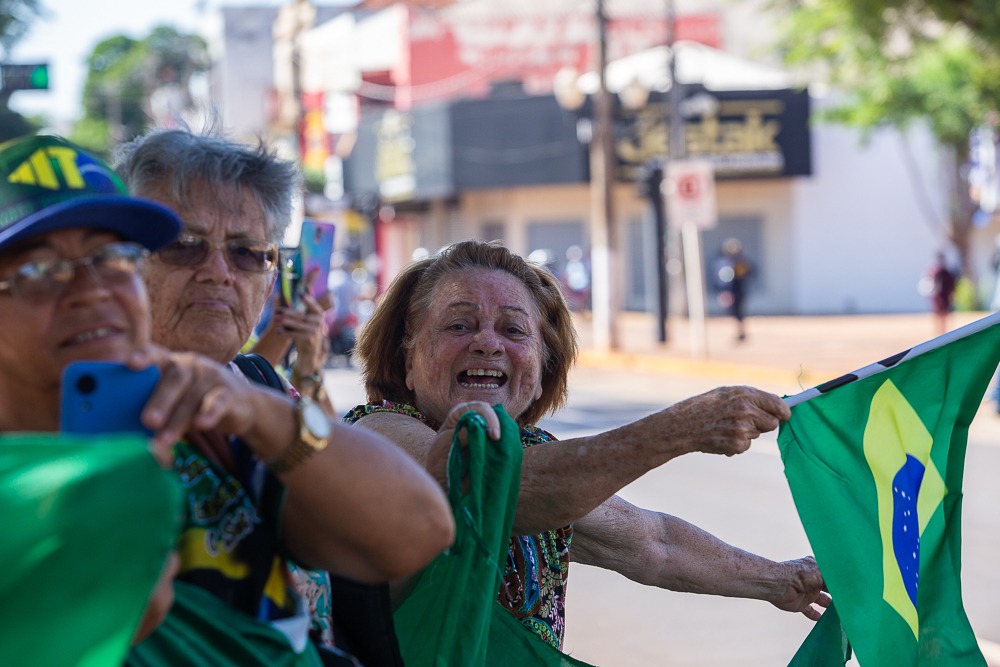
[{"xmin": 324, "ymin": 362, "xmax": 1000, "ymax": 666}]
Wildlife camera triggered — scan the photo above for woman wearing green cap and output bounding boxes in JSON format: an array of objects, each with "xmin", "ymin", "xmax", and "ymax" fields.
[{"xmin": 0, "ymin": 134, "xmax": 454, "ymax": 666}]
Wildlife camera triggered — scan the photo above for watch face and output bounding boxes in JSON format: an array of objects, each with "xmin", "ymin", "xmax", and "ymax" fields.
[{"xmin": 302, "ymin": 399, "xmax": 332, "ymax": 441}]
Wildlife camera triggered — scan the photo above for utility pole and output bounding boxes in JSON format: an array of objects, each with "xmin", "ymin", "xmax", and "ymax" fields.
[
  {"xmin": 650, "ymin": 160, "xmax": 669, "ymax": 342},
  {"xmin": 273, "ymin": 0, "xmax": 315, "ymax": 158},
  {"xmin": 590, "ymin": 0, "xmax": 620, "ymax": 352},
  {"xmin": 650, "ymin": 0, "xmax": 682, "ymax": 344},
  {"xmin": 664, "ymin": 0, "xmax": 687, "ymax": 342},
  {"xmin": 667, "ymin": 0, "xmax": 685, "ymax": 167}
]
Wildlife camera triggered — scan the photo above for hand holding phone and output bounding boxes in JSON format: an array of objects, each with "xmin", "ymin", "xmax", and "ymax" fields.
[{"xmin": 60, "ymin": 362, "xmax": 160, "ymax": 436}]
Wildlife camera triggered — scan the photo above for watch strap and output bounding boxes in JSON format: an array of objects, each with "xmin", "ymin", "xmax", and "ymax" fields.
[{"xmin": 265, "ymin": 397, "xmax": 329, "ymax": 474}]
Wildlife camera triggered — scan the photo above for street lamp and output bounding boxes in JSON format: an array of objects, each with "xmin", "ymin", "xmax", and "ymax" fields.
[
  {"xmin": 555, "ymin": 0, "xmax": 687, "ymax": 350},
  {"xmin": 555, "ymin": 68, "xmax": 658, "ymax": 353}
]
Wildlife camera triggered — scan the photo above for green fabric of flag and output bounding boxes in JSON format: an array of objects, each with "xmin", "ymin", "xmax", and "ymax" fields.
[
  {"xmin": 786, "ymin": 601, "xmax": 851, "ymax": 666},
  {"xmin": 127, "ymin": 581, "xmax": 326, "ymax": 667},
  {"xmin": 779, "ymin": 320, "xmax": 1000, "ymax": 666},
  {"xmin": 0, "ymin": 433, "xmax": 182, "ymax": 667},
  {"xmin": 392, "ymin": 404, "xmax": 596, "ymax": 667},
  {"xmin": 393, "ymin": 404, "xmax": 524, "ymax": 666}
]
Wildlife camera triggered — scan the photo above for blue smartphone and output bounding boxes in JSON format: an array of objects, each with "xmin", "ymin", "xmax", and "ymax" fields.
[{"xmin": 60, "ymin": 362, "xmax": 160, "ymax": 436}]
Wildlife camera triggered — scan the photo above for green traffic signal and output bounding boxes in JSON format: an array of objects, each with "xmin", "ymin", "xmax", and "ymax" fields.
[
  {"xmin": 28, "ymin": 64, "xmax": 48, "ymax": 89},
  {"xmin": 1, "ymin": 63, "xmax": 49, "ymax": 91}
]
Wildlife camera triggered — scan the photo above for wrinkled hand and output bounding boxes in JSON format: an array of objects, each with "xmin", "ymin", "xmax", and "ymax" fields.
[
  {"xmin": 768, "ymin": 556, "xmax": 830, "ymax": 621},
  {"xmin": 666, "ymin": 386, "xmax": 790, "ymax": 457},
  {"xmin": 286, "ymin": 294, "xmax": 330, "ymax": 379},
  {"xmin": 127, "ymin": 346, "xmax": 272, "ymax": 459},
  {"xmin": 424, "ymin": 401, "xmax": 500, "ymax": 490},
  {"xmin": 253, "ymin": 268, "xmax": 329, "ymax": 370}
]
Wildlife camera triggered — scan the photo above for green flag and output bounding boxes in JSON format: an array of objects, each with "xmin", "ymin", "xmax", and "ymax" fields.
[
  {"xmin": 786, "ymin": 601, "xmax": 851, "ymax": 666},
  {"xmin": 393, "ymin": 405, "xmax": 524, "ymax": 666},
  {"xmin": 779, "ymin": 312, "xmax": 1000, "ymax": 666},
  {"xmin": 393, "ymin": 405, "xmax": 594, "ymax": 666},
  {"xmin": 0, "ymin": 433, "xmax": 182, "ymax": 667}
]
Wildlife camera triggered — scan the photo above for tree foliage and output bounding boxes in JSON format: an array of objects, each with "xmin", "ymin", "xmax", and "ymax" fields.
[
  {"xmin": 770, "ymin": 0, "xmax": 1000, "ymax": 286},
  {"xmin": 72, "ymin": 25, "xmax": 209, "ymax": 153},
  {"xmin": 0, "ymin": 0, "xmax": 45, "ymax": 138},
  {"xmin": 0, "ymin": 0, "xmax": 44, "ymax": 60}
]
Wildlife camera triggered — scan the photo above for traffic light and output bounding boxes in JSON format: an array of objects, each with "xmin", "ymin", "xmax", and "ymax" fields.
[{"xmin": 1, "ymin": 63, "xmax": 49, "ymax": 91}]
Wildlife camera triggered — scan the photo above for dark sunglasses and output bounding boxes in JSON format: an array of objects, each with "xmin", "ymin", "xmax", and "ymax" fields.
[{"xmin": 156, "ymin": 235, "xmax": 278, "ymax": 273}]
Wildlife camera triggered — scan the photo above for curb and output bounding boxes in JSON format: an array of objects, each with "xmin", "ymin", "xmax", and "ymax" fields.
[
  {"xmin": 577, "ymin": 348, "xmax": 830, "ymax": 388},
  {"xmin": 571, "ymin": 311, "xmax": 995, "ymax": 391}
]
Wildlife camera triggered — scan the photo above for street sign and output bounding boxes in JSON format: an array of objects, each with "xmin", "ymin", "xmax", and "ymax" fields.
[
  {"xmin": 664, "ymin": 159, "xmax": 717, "ymax": 229},
  {"xmin": 1, "ymin": 63, "xmax": 49, "ymax": 91}
]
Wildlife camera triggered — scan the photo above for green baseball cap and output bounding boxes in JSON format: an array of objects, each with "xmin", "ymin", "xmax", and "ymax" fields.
[{"xmin": 0, "ymin": 134, "xmax": 180, "ymax": 252}]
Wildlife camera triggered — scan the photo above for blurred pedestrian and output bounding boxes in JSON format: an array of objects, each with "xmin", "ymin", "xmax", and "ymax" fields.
[
  {"xmin": 923, "ymin": 251, "xmax": 957, "ymax": 336},
  {"xmin": 324, "ymin": 253, "xmax": 359, "ymax": 366},
  {"xmin": 713, "ymin": 238, "xmax": 753, "ymax": 342},
  {"xmin": 990, "ymin": 235, "xmax": 1000, "ymax": 311}
]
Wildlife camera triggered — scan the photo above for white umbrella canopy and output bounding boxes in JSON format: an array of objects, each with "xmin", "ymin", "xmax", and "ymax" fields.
[{"xmin": 575, "ymin": 39, "xmax": 795, "ymax": 97}]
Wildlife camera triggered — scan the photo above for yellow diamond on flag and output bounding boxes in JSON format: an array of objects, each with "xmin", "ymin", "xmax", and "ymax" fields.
[{"xmin": 863, "ymin": 379, "xmax": 946, "ymax": 640}]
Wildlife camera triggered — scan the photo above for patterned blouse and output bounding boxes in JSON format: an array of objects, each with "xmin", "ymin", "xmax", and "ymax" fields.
[{"xmin": 343, "ymin": 401, "xmax": 574, "ymax": 649}]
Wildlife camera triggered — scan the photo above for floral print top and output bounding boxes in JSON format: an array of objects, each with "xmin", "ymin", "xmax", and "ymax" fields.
[{"xmin": 343, "ymin": 401, "xmax": 574, "ymax": 649}]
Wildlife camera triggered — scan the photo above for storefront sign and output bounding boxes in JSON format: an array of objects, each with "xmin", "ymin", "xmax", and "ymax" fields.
[
  {"xmin": 374, "ymin": 110, "xmax": 417, "ymax": 201},
  {"xmin": 616, "ymin": 88, "xmax": 811, "ymax": 180}
]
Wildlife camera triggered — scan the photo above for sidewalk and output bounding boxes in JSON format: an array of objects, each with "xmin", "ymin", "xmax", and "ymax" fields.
[{"xmin": 574, "ymin": 310, "xmax": 992, "ymax": 393}]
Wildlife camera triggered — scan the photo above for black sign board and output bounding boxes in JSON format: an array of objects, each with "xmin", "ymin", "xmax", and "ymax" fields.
[{"xmin": 615, "ymin": 87, "xmax": 812, "ymax": 180}]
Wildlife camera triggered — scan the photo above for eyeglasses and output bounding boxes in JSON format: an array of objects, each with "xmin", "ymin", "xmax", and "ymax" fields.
[
  {"xmin": 155, "ymin": 235, "xmax": 278, "ymax": 274},
  {"xmin": 0, "ymin": 242, "xmax": 148, "ymax": 301}
]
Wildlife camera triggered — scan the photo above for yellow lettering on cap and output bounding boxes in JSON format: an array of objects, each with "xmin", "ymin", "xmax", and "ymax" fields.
[
  {"xmin": 7, "ymin": 160, "xmax": 36, "ymax": 186},
  {"xmin": 46, "ymin": 146, "xmax": 85, "ymax": 188},
  {"xmin": 28, "ymin": 149, "xmax": 58, "ymax": 188},
  {"xmin": 6, "ymin": 147, "xmax": 85, "ymax": 190}
]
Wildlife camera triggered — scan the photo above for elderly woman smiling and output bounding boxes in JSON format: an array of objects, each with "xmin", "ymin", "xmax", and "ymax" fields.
[{"xmin": 347, "ymin": 239, "xmax": 829, "ymax": 651}]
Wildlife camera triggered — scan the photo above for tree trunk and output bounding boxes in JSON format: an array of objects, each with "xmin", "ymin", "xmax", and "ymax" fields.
[{"xmin": 947, "ymin": 140, "xmax": 977, "ymax": 289}]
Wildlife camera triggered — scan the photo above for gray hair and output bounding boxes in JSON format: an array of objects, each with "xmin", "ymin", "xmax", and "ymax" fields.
[{"xmin": 112, "ymin": 128, "xmax": 303, "ymax": 244}]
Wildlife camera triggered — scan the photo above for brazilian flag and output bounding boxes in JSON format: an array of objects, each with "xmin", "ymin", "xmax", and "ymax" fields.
[
  {"xmin": 779, "ymin": 313, "xmax": 1000, "ymax": 666},
  {"xmin": 0, "ymin": 433, "xmax": 182, "ymax": 667}
]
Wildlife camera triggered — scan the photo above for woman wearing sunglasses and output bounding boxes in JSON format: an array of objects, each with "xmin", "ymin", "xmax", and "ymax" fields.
[
  {"xmin": 110, "ymin": 130, "xmax": 455, "ymax": 664},
  {"xmin": 116, "ymin": 130, "xmax": 333, "ymax": 414},
  {"xmin": 114, "ymin": 130, "xmax": 290, "ymax": 366}
]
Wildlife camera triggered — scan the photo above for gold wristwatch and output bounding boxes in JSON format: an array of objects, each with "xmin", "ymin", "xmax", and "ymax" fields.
[
  {"xmin": 295, "ymin": 371, "xmax": 327, "ymax": 402},
  {"xmin": 266, "ymin": 396, "xmax": 332, "ymax": 474}
]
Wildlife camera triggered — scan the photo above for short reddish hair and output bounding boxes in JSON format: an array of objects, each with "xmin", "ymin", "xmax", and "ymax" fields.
[{"xmin": 356, "ymin": 240, "xmax": 578, "ymax": 426}]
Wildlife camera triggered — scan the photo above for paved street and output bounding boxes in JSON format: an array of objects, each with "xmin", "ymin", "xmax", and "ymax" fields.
[
  {"xmin": 539, "ymin": 366, "xmax": 1000, "ymax": 667},
  {"xmin": 323, "ymin": 309, "xmax": 1000, "ymax": 666}
]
